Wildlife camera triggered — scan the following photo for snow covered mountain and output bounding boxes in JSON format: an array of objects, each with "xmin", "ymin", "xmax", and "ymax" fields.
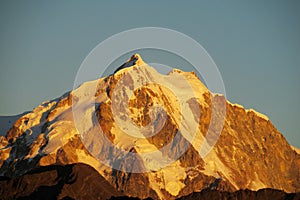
[{"xmin": 0, "ymin": 54, "xmax": 299, "ymax": 199}]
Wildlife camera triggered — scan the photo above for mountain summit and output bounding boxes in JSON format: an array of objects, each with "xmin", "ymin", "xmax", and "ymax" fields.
[
  {"xmin": 0, "ymin": 55, "xmax": 299, "ymax": 199},
  {"xmin": 114, "ymin": 53, "xmax": 146, "ymax": 73}
]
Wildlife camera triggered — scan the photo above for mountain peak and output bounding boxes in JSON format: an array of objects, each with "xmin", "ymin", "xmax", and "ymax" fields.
[
  {"xmin": 114, "ymin": 53, "xmax": 146, "ymax": 74},
  {"xmin": 0, "ymin": 54, "xmax": 299, "ymax": 199},
  {"xmin": 129, "ymin": 53, "xmax": 145, "ymax": 66}
]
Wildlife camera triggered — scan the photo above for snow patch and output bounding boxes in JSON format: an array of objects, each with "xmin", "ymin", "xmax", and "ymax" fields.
[
  {"xmin": 202, "ymin": 149, "xmax": 239, "ymax": 190},
  {"xmin": 291, "ymin": 145, "xmax": 300, "ymax": 154},
  {"xmin": 228, "ymin": 101, "xmax": 269, "ymax": 121},
  {"xmin": 0, "ymin": 114, "xmax": 24, "ymax": 136},
  {"xmin": 246, "ymin": 109, "xmax": 269, "ymax": 121}
]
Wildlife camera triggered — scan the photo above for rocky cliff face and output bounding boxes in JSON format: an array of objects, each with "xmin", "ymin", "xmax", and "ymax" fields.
[{"xmin": 0, "ymin": 54, "xmax": 299, "ymax": 199}]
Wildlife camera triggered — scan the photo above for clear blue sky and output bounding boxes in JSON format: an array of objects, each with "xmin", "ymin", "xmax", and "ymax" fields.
[{"xmin": 0, "ymin": 1, "xmax": 299, "ymax": 147}]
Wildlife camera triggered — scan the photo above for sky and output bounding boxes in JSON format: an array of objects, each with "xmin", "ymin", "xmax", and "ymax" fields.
[{"xmin": 0, "ymin": 1, "xmax": 299, "ymax": 147}]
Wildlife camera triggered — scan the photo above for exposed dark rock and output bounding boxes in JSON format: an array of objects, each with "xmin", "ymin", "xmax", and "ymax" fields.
[
  {"xmin": 0, "ymin": 163, "xmax": 123, "ymax": 200},
  {"xmin": 177, "ymin": 188, "xmax": 299, "ymax": 200}
]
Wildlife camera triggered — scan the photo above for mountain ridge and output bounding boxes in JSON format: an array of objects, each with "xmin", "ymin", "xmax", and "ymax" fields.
[
  {"xmin": 0, "ymin": 54, "xmax": 299, "ymax": 199},
  {"xmin": 0, "ymin": 163, "xmax": 298, "ymax": 200}
]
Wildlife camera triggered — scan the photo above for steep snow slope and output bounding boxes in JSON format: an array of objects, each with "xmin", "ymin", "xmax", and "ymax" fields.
[
  {"xmin": 0, "ymin": 113, "xmax": 27, "ymax": 136},
  {"xmin": 0, "ymin": 54, "xmax": 299, "ymax": 200}
]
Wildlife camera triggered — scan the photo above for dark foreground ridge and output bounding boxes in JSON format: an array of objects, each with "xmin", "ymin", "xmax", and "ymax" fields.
[
  {"xmin": 112, "ymin": 188, "xmax": 299, "ymax": 200},
  {"xmin": 0, "ymin": 163, "xmax": 123, "ymax": 200},
  {"xmin": 0, "ymin": 163, "xmax": 298, "ymax": 200}
]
